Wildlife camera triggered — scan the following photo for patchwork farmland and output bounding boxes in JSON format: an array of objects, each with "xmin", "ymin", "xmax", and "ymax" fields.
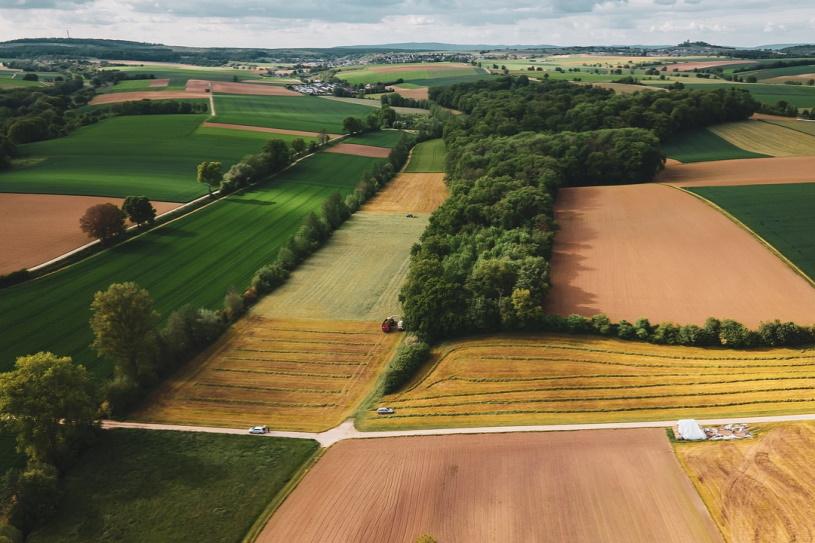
[
  {"xmin": 259, "ymin": 430, "xmax": 722, "ymax": 543},
  {"xmin": 362, "ymin": 334, "xmax": 815, "ymax": 430},
  {"xmin": 132, "ymin": 145, "xmax": 449, "ymax": 429},
  {"xmin": 0, "ymin": 153, "xmax": 383, "ymax": 377},
  {"xmin": 677, "ymin": 422, "xmax": 815, "ymax": 543},
  {"xmin": 543, "ymin": 183, "xmax": 815, "ymax": 327}
]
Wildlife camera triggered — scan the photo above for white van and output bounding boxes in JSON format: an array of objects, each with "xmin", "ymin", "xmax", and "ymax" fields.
[{"xmin": 377, "ymin": 407, "xmax": 395, "ymax": 414}]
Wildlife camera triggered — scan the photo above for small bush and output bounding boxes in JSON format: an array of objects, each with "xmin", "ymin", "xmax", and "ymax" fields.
[{"xmin": 383, "ymin": 341, "xmax": 431, "ymax": 394}]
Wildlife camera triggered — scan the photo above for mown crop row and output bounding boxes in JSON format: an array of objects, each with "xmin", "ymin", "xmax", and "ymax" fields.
[{"xmin": 363, "ymin": 334, "xmax": 815, "ymax": 429}]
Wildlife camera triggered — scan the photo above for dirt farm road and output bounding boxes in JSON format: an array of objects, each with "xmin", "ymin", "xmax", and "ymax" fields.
[{"xmin": 103, "ymin": 413, "xmax": 815, "ymax": 447}]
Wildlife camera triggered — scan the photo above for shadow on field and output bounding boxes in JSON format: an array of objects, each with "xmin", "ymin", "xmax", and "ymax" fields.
[{"xmin": 232, "ymin": 199, "xmax": 276, "ymax": 206}]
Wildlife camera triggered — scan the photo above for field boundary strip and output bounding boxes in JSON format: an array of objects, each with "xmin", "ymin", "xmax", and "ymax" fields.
[{"xmin": 663, "ymin": 184, "xmax": 815, "ymax": 291}]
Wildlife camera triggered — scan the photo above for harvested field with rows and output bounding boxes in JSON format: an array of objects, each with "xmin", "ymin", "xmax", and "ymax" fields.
[
  {"xmin": 362, "ymin": 334, "xmax": 815, "ymax": 430},
  {"xmin": 656, "ymin": 155, "xmax": 815, "ymax": 187},
  {"xmin": 131, "ymin": 318, "xmax": 401, "ymax": 431},
  {"xmin": 544, "ymin": 183, "xmax": 815, "ymax": 327},
  {"xmin": 707, "ymin": 120, "xmax": 815, "ymax": 157},
  {"xmin": 259, "ymin": 430, "xmax": 722, "ymax": 543},
  {"xmin": 324, "ymin": 143, "xmax": 392, "ymax": 158},
  {"xmin": 676, "ymin": 422, "xmax": 815, "ymax": 543},
  {"xmin": 0, "ymin": 194, "xmax": 180, "ymax": 274}
]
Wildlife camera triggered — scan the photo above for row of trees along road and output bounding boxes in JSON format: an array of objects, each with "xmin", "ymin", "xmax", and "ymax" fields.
[
  {"xmin": 78, "ymin": 196, "xmax": 156, "ymax": 245},
  {"xmin": 400, "ymin": 76, "xmax": 759, "ymax": 342}
]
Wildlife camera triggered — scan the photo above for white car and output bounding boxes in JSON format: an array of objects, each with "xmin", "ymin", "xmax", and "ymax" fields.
[
  {"xmin": 248, "ymin": 425, "xmax": 267, "ymax": 434},
  {"xmin": 377, "ymin": 407, "xmax": 395, "ymax": 414}
]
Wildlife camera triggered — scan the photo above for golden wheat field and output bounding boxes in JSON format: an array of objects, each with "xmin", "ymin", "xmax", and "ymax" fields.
[
  {"xmin": 676, "ymin": 422, "xmax": 815, "ymax": 543},
  {"xmin": 131, "ymin": 317, "xmax": 401, "ymax": 431},
  {"xmin": 707, "ymin": 120, "xmax": 815, "ymax": 157},
  {"xmin": 360, "ymin": 334, "xmax": 815, "ymax": 430}
]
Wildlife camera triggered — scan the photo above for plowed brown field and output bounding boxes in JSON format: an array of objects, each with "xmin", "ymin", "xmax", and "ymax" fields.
[
  {"xmin": 361, "ymin": 173, "xmax": 448, "ymax": 213},
  {"xmin": 657, "ymin": 60, "xmax": 756, "ymax": 71},
  {"xmin": 184, "ymin": 79, "xmax": 298, "ymax": 95},
  {"xmin": 148, "ymin": 78, "xmax": 169, "ymax": 87},
  {"xmin": 677, "ymin": 422, "xmax": 815, "ymax": 543},
  {"xmin": 656, "ymin": 156, "xmax": 815, "ymax": 187},
  {"xmin": 544, "ymin": 183, "xmax": 815, "ymax": 327},
  {"xmin": 259, "ymin": 429, "xmax": 722, "ymax": 543},
  {"xmin": 130, "ymin": 318, "xmax": 401, "ymax": 431},
  {"xmin": 90, "ymin": 91, "xmax": 209, "ymax": 105},
  {"xmin": 324, "ymin": 143, "xmax": 391, "ymax": 158},
  {"xmin": 0, "ymin": 194, "xmax": 180, "ymax": 273}
]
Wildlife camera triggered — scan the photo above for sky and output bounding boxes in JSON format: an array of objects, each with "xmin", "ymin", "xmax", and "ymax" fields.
[{"xmin": 0, "ymin": 0, "xmax": 812, "ymax": 49}]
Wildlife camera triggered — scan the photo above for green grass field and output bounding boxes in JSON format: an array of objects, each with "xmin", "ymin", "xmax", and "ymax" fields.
[
  {"xmin": 0, "ymin": 152, "xmax": 383, "ymax": 378},
  {"xmin": 0, "ymin": 72, "xmax": 44, "ymax": 88},
  {"xmin": 28, "ymin": 429, "xmax": 318, "ymax": 543},
  {"xmin": 404, "ymin": 139, "xmax": 446, "ymax": 172},
  {"xmin": 662, "ymin": 128, "xmax": 770, "ymax": 163},
  {"xmin": 194, "ymin": 125, "xmax": 319, "ymax": 145},
  {"xmin": 101, "ymin": 66, "xmax": 265, "ymax": 87},
  {"xmin": 338, "ymin": 65, "xmax": 485, "ymax": 85},
  {"xmin": 742, "ymin": 65, "xmax": 815, "ymax": 80},
  {"xmin": 646, "ymin": 81, "xmax": 815, "ymax": 108},
  {"xmin": 690, "ymin": 183, "xmax": 815, "ymax": 281},
  {"xmin": 344, "ymin": 129, "xmax": 406, "ymax": 148},
  {"xmin": 0, "ymin": 115, "xmax": 278, "ymax": 202},
  {"xmin": 406, "ymin": 73, "xmax": 494, "ymax": 87},
  {"xmin": 211, "ymin": 95, "xmax": 377, "ymax": 133}
]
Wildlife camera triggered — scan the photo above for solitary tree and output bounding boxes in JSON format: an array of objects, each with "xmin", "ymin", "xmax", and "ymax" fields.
[
  {"xmin": 122, "ymin": 195, "xmax": 156, "ymax": 228},
  {"xmin": 342, "ymin": 116, "xmax": 364, "ymax": 135},
  {"xmin": 0, "ymin": 352, "xmax": 98, "ymax": 466},
  {"xmin": 197, "ymin": 161, "xmax": 222, "ymax": 199},
  {"xmin": 79, "ymin": 202, "xmax": 126, "ymax": 244},
  {"xmin": 90, "ymin": 282, "xmax": 159, "ymax": 384}
]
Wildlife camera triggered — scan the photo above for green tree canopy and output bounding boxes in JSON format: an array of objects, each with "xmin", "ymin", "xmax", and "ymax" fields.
[
  {"xmin": 122, "ymin": 195, "xmax": 156, "ymax": 228},
  {"xmin": 0, "ymin": 353, "xmax": 98, "ymax": 466},
  {"xmin": 90, "ymin": 282, "xmax": 159, "ymax": 384},
  {"xmin": 196, "ymin": 161, "xmax": 222, "ymax": 199}
]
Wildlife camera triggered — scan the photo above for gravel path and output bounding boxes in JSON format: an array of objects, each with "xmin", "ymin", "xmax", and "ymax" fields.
[{"xmin": 103, "ymin": 412, "xmax": 815, "ymax": 447}]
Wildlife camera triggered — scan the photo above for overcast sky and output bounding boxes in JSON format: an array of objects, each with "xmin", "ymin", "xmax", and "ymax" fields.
[{"xmin": 0, "ymin": 0, "xmax": 812, "ymax": 49}]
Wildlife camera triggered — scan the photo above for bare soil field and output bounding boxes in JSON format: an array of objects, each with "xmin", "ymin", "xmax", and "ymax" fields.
[
  {"xmin": 259, "ymin": 429, "xmax": 722, "ymax": 543},
  {"xmin": 209, "ymin": 80, "xmax": 300, "ymax": 96},
  {"xmin": 764, "ymin": 73, "xmax": 815, "ymax": 83},
  {"xmin": 707, "ymin": 121, "xmax": 815, "ymax": 156},
  {"xmin": 361, "ymin": 173, "xmax": 448, "ymax": 213},
  {"xmin": 324, "ymin": 143, "xmax": 392, "ymax": 158},
  {"xmin": 387, "ymin": 86, "xmax": 430, "ymax": 100},
  {"xmin": 148, "ymin": 78, "xmax": 169, "ymax": 87},
  {"xmin": 656, "ymin": 156, "xmax": 815, "ymax": 187},
  {"xmin": 130, "ymin": 317, "xmax": 401, "ymax": 432},
  {"xmin": 362, "ymin": 333, "xmax": 815, "ymax": 430},
  {"xmin": 677, "ymin": 422, "xmax": 815, "ymax": 543},
  {"xmin": 371, "ymin": 63, "xmax": 473, "ymax": 73},
  {"xmin": 90, "ymin": 90, "xmax": 210, "ymax": 105},
  {"xmin": 0, "ymin": 194, "xmax": 180, "ymax": 273},
  {"xmin": 200, "ymin": 122, "xmax": 340, "ymax": 139},
  {"xmin": 544, "ymin": 183, "xmax": 815, "ymax": 327},
  {"xmin": 252, "ymin": 212, "xmax": 429, "ymax": 321},
  {"xmin": 586, "ymin": 82, "xmax": 666, "ymax": 94}
]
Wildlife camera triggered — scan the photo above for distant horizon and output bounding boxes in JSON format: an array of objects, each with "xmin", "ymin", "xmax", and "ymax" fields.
[{"xmin": 0, "ymin": 1, "xmax": 812, "ymax": 51}]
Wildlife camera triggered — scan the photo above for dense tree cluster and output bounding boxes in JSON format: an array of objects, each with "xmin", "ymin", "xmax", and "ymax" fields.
[{"xmin": 401, "ymin": 76, "xmax": 758, "ymax": 343}]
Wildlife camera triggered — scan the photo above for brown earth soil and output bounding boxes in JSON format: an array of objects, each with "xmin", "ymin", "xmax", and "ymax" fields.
[
  {"xmin": 210, "ymin": 80, "xmax": 300, "ymax": 96},
  {"xmin": 90, "ymin": 91, "xmax": 210, "ymax": 105},
  {"xmin": 656, "ymin": 156, "xmax": 815, "ymax": 187},
  {"xmin": 751, "ymin": 112, "xmax": 803, "ymax": 121},
  {"xmin": 585, "ymin": 82, "xmax": 666, "ymax": 95},
  {"xmin": 764, "ymin": 73, "xmax": 815, "ymax": 84},
  {"xmin": 324, "ymin": 143, "xmax": 392, "ymax": 158},
  {"xmin": 200, "ymin": 122, "xmax": 340, "ymax": 139},
  {"xmin": 544, "ymin": 183, "xmax": 815, "ymax": 327},
  {"xmin": 148, "ymin": 79, "xmax": 169, "ymax": 87},
  {"xmin": 361, "ymin": 173, "xmax": 448, "ymax": 213},
  {"xmin": 251, "ymin": 212, "xmax": 428, "ymax": 322},
  {"xmin": 665, "ymin": 158, "xmax": 682, "ymax": 166},
  {"xmin": 0, "ymin": 194, "xmax": 180, "ymax": 274},
  {"xmin": 387, "ymin": 85, "xmax": 430, "ymax": 100},
  {"xmin": 677, "ymin": 422, "xmax": 815, "ymax": 543},
  {"xmin": 657, "ymin": 60, "xmax": 757, "ymax": 71},
  {"xmin": 371, "ymin": 63, "xmax": 473, "ymax": 73},
  {"xmin": 259, "ymin": 429, "xmax": 722, "ymax": 543},
  {"xmin": 130, "ymin": 317, "xmax": 401, "ymax": 432}
]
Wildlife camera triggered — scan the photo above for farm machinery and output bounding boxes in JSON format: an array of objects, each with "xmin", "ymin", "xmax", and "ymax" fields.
[{"xmin": 381, "ymin": 315, "xmax": 404, "ymax": 333}]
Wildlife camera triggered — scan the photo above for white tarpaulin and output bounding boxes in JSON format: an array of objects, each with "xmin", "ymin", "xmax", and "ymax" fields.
[{"xmin": 678, "ymin": 419, "xmax": 706, "ymax": 440}]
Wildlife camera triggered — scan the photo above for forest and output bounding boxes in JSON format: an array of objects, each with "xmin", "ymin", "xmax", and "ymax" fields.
[{"xmin": 401, "ymin": 77, "xmax": 758, "ymax": 341}]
